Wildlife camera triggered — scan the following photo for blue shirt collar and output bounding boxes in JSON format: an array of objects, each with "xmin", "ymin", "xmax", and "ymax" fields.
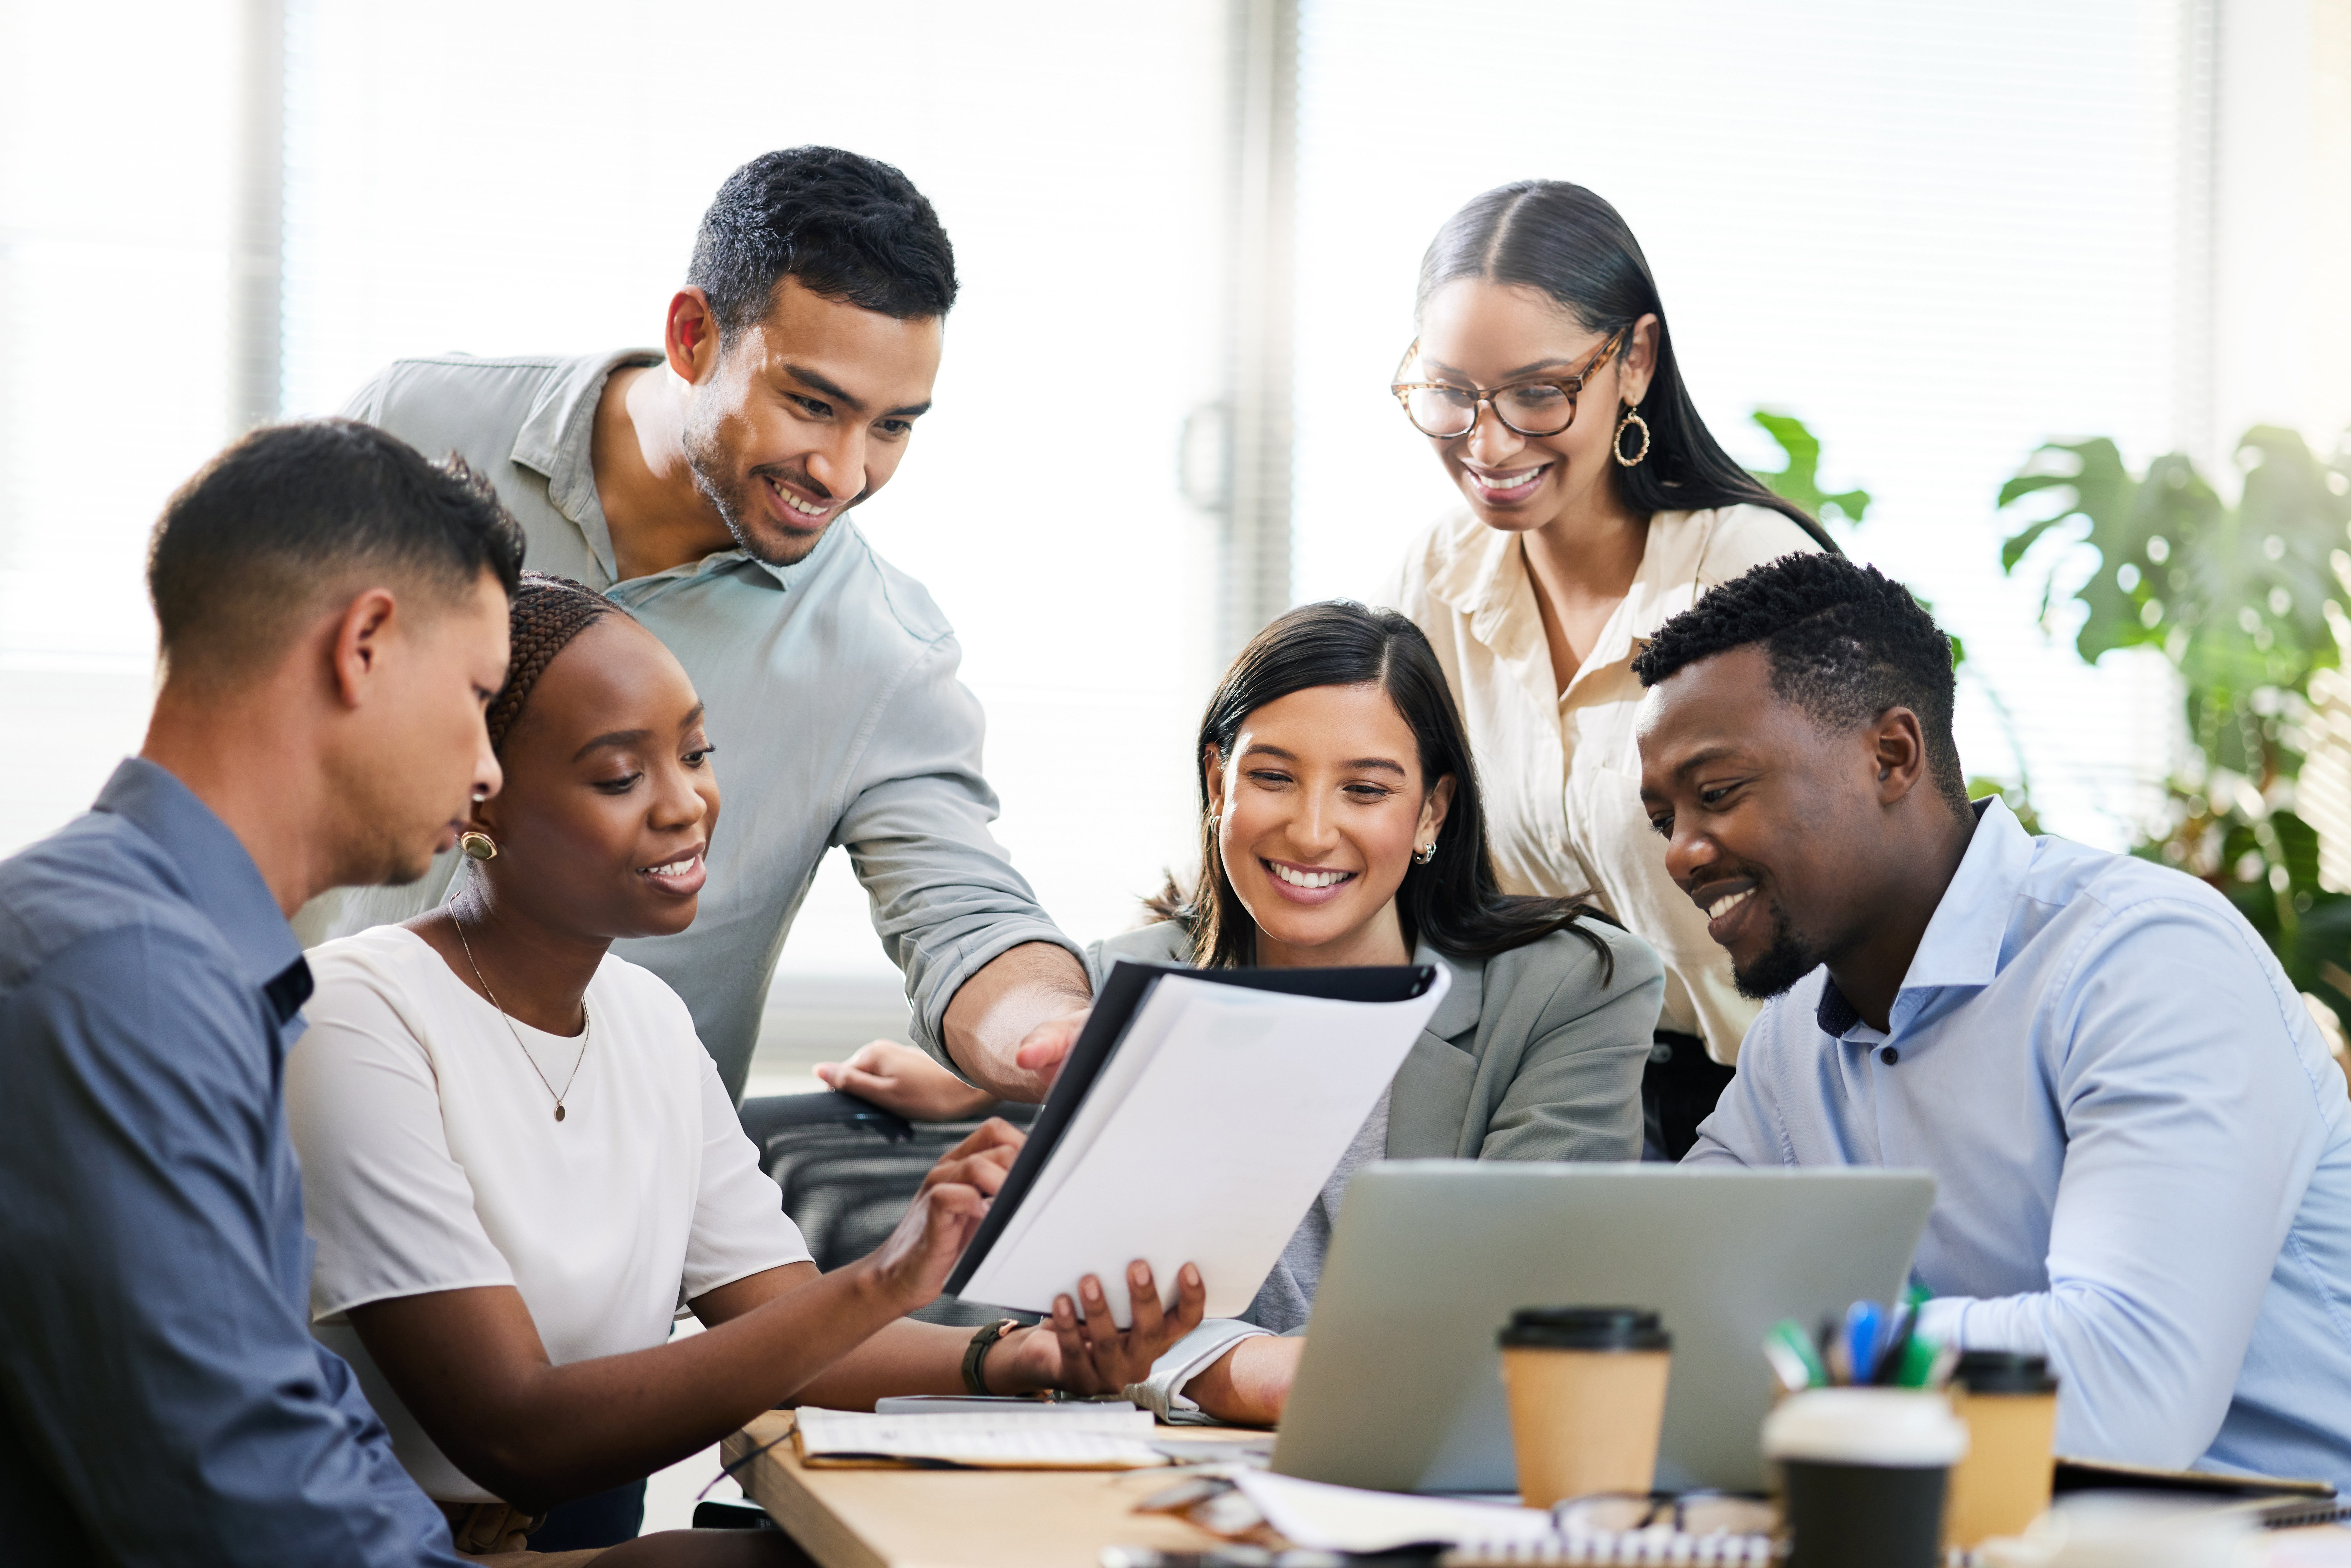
[
  {"xmin": 93, "ymin": 758, "xmax": 311, "ymax": 1023},
  {"xmin": 1815, "ymin": 795, "xmax": 2033, "ymax": 1038}
]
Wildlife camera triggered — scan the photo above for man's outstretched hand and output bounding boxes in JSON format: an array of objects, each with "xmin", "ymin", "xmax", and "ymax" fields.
[
  {"xmin": 939, "ymin": 943, "xmax": 1093, "ymax": 1102},
  {"xmin": 1011, "ymin": 1006, "xmax": 1091, "ymax": 1084}
]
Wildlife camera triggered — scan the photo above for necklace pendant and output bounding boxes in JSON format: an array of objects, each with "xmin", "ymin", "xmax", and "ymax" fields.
[{"xmin": 555, "ymin": 1104, "xmax": 566, "ymax": 1122}]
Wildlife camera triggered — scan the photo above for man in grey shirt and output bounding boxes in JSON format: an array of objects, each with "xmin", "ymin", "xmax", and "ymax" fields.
[{"xmin": 302, "ymin": 146, "xmax": 1087, "ymax": 1101}]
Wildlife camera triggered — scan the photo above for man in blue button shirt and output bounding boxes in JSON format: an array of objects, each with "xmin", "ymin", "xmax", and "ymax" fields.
[
  {"xmin": 1635, "ymin": 552, "xmax": 2351, "ymax": 1487},
  {"xmin": 0, "ymin": 424, "xmax": 781, "ymax": 1565}
]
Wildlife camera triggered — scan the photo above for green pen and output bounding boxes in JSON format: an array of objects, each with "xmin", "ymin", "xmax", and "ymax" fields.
[
  {"xmin": 1765, "ymin": 1317, "xmax": 1828, "ymax": 1390},
  {"xmin": 1889, "ymin": 1331, "xmax": 1943, "ymax": 1388}
]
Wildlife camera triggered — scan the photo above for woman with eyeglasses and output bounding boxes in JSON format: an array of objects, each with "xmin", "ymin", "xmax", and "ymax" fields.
[{"xmin": 1381, "ymin": 180, "xmax": 1836, "ymax": 1158}]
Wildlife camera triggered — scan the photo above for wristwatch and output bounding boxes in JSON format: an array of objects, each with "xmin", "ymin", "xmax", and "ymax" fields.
[{"xmin": 962, "ymin": 1317, "xmax": 1021, "ymax": 1395}]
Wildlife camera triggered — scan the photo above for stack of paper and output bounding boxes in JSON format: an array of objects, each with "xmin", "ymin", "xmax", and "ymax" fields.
[
  {"xmin": 1229, "ymin": 1472, "xmax": 1776, "ymax": 1566},
  {"xmin": 952, "ymin": 961, "xmax": 1449, "ymax": 1324},
  {"xmin": 791, "ymin": 1406, "xmax": 1169, "ymax": 1470}
]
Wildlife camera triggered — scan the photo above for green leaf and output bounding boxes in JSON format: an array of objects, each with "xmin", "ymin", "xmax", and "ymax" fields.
[{"xmin": 1747, "ymin": 410, "xmax": 1871, "ymax": 525}]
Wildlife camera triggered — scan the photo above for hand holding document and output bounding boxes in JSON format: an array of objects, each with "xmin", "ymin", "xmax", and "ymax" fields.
[{"xmin": 948, "ymin": 960, "xmax": 1450, "ymax": 1324}]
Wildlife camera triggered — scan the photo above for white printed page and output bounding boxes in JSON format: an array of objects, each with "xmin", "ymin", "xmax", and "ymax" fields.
[
  {"xmin": 792, "ymin": 1406, "xmax": 1165, "ymax": 1470},
  {"xmin": 960, "ymin": 968, "xmax": 1448, "ymax": 1322},
  {"xmin": 987, "ymin": 982, "xmax": 1200, "ymax": 1265}
]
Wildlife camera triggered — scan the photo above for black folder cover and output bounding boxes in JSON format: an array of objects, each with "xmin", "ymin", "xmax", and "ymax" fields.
[{"xmin": 943, "ymin": 959, "xmax": 1437, "ymax": 1300}]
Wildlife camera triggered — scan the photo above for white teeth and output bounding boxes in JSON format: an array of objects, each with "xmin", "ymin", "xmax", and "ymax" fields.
[
  {"xmin": 642, "ymin": 855, "xmax": 697, "ymax": 878},
  {"xmin": 1272, "ymin": 862, "xmax": 1353, "ymax": 890},
  {"xmin": 1706, "ymin": 887, "xmax": 1752, "ymax": 920},
  {"xmin": 768, "ymin": 478, "xmax": 829, "ymax": 516},
  {"xmin": 1475, "ymin": 465, "xmax": 1547, "ymax": 489}
]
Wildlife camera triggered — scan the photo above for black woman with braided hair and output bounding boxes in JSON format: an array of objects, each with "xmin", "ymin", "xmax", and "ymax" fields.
[{"xmin": 285, "ymin": 573, "xmax": 1203, "ymax": 1560}]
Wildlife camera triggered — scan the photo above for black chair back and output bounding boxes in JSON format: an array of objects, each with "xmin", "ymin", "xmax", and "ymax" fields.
[{"xmin": 737, "ymin": 1090, "xmax": 1040, "ymax": 1328}]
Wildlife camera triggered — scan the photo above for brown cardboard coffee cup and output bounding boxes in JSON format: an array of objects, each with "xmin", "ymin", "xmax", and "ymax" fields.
[
  {"xmin": 1944, "ymin": 1352, "xmax": 2059, "ymax": 1548},
  {"xmin": 1496, "ymin": 1307, "xmax": 1672, "ymax": 1507}
]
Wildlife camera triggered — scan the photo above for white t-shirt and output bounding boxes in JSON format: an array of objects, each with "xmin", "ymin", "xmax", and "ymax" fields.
[{"xmin": 286, "ymin": 925, "xmax": 810, "ymax": 1502}]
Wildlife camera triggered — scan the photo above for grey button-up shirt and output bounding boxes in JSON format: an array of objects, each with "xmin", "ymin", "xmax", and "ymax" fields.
[{"xmin": 299, "ymin": 350, "xmax": 1078, "ymax": 1096}]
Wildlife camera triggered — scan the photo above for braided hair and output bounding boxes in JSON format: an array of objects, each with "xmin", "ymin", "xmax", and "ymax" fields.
[{"xmin": 484, "ymin": 573, "xmax": 631, "ymax": 753}]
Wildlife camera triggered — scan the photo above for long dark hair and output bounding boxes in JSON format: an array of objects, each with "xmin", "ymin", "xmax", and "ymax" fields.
[
  {"xmin": 1149, "ymin": 602, "xmax": 1616, "ymax": 974},
  {"xmin": 1417, "ymin": 180, "xmax": 1839, "ymax": 553}
]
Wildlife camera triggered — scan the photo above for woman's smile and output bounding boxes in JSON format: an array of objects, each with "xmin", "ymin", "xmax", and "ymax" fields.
[
  {"xmin": 1460, "ymin": 460, "xmax": 1552, "ymax": 506},
  {"xmin": 636, "ymin": 845, "xmax": 708, "ymax": 898},
  {"xmin": 1261, "ymin": 857, "xmax": 1359, "ymax": 904}
]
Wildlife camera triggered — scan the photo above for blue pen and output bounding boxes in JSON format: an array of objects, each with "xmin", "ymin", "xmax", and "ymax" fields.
[{"xmin": 1844, "ymin": 1299, "xmax": 1887, "ymax": 1385}]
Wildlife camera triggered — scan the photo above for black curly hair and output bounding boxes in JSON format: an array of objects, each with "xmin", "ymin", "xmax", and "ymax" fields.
[
  {"xmin": 688, "ymin": 146, "xmax": 956, "ymax": 344},
  {"xmin": 1631, "ymin": 553, "xmax": 1969, "ymax": 817}
]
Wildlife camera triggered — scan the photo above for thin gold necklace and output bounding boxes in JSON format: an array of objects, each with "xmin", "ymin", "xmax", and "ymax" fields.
[{"xmin": 447, "ymin": 883, "xmax": 588, "ymax": 1122}]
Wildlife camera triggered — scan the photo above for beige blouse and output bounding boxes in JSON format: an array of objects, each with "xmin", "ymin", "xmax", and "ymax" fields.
[{"xmin": 1382, "ymin": 503, "xmax": 1822, "ymax": 1063}]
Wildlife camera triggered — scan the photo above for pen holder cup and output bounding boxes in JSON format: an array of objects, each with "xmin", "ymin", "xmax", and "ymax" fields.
[
  {"xmin": 1496, "ymin": 1306, "xmax": 1672, "ymax": 1508},
  {"xmin": 1943, "ymin": 1352, "xmax": 2059, "ymax": 1549},
  {"xmin": 1763, "ymin": 1388, "xmax": 1968, "ymax": 1568}
]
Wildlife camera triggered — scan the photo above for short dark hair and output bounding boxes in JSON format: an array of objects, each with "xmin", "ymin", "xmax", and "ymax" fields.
[
  {"xmin": 1151, "ymin": 600, "xmax": 1617, "ymax": 973},
  {"xmin": 687, "ymin": 146, "xmax": 957, "ymax": 343},
  {"xmin": 147, "ymin": 419, "xmax": 526, "ymax": 684},
  {"xmin": 1631, "ymin": 554, "xmax": 1969, "ymax": 816}
]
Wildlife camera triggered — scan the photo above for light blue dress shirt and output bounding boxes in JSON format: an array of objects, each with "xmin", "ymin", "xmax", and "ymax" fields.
[
  {"xmin": 300, "ymin": 351, "xmax": 1080, "ymax": 1096},
  {"xmin": 1690, "ymin": 797, "xmax": 2351, "ymax": 1486}
]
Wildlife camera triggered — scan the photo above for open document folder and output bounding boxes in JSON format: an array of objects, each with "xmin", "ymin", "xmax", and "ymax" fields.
[{"xmin": 946, "ymin": 958, "xmax": 1450, "ymax": 1324}]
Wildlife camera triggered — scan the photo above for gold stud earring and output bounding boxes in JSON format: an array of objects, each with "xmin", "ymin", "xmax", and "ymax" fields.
[{"xmin": 459, "ymin": 831, "xmax": 499, "ymax": 862}]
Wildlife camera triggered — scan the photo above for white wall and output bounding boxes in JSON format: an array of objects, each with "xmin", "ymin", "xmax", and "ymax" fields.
[
  {"xmin": 0, "ymin": 0, "xmax": 247, "ymax": 852},
  {"xmin": 7, "ymin": 0, "xmax": 2348, "ymax": 916}
]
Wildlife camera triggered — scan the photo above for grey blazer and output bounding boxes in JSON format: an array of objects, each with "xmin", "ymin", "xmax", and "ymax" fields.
[{"xmin": 1084, "ymin": 916, "xmax": 1664, "ymax": 1163}]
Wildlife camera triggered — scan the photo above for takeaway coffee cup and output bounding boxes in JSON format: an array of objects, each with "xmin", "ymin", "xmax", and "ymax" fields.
[
  {"xmin": 1763, "ymin": 1388, "xmax": 1969, "ymax": 1568},
  {"xmin": 1945, "ymin": 1351, "xmax": 2060, "ymax": 1548},
  {"xmin": 1496, "ymin": 1306, "xmax": 1672, "ymax": 1507}
]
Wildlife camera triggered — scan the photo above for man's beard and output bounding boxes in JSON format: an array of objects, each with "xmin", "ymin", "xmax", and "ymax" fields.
[
  {"xmin": 1729, "ymin": 896, "xmax": 1830, "ymax": 1000},
  {"xmin": 681, "ymin": 416, "xmax": 838, "ymax": 569}
]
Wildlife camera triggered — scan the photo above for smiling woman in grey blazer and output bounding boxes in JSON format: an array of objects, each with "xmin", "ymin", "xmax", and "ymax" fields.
[
  {"xmin": 1098, "ymin": 600, "xmax": 1661, "ymax": 1425},
  {"xmin": 817, "ymin": 601, "xmax": 1662, "ymax": 1425}
]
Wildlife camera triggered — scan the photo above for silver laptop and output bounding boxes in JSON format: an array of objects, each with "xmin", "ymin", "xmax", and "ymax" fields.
[{"xmin": 1270, "ymin": 1162, "xmax": 1934, "ymax": 1494}]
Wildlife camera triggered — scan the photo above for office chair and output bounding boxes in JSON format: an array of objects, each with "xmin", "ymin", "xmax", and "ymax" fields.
[{"xmin": 736, "ymin": 1090, "xmax": 1040, "ymax": 1328}]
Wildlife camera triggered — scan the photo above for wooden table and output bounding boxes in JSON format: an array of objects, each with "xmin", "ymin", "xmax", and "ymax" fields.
[
  {"xmin": 727, "ymin": 1412, "xmax": 2351, "ymax": 1568},
  {"xmin": 724, "ymin": 1411, "xmax": 1246, "ymax": 1568}
]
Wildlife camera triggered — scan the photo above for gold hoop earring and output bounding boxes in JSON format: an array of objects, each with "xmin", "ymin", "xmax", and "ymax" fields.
[
  {"xmin": 1413, "ymin": 842, "xmax": 1438, "ymax": 866},
  {"xmin": 459, "ymin": 831, "xmax": 499, "ymax": 862},
  {"xmin": 1613, "ymin": 407, "xmax": 1651, "ymax": 468}
]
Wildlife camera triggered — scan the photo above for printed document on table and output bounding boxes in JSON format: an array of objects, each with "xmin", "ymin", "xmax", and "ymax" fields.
[
  {"xmin": 958, "ymin": 965, "xmax": 1448, "ymax": 1323},
  {"xmin": 792, "ymin": 1406, "xmax": 1166, "ymax": 1470}
]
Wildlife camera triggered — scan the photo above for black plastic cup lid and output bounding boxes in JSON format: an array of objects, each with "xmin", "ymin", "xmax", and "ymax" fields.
[
  {"xmin": 1954, "ymin": 1351, "xmax": 2058, "ymax": 1394},
  {"xmin": 1498, "ymin": 1306, "xmax": 1670, "ymax": 1352}
]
